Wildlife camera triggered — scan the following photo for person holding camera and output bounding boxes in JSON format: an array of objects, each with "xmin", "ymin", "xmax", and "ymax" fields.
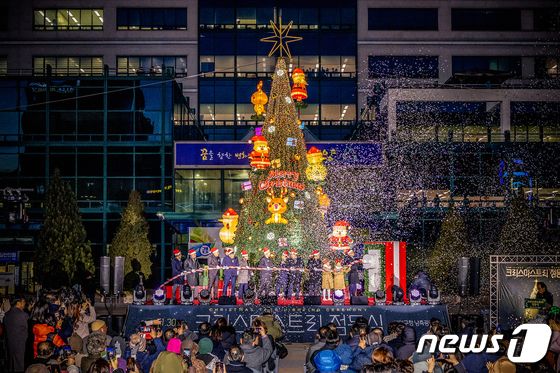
[{"xmin": 233, "ymin": 326, "xmax": 273, "ymax": 373}]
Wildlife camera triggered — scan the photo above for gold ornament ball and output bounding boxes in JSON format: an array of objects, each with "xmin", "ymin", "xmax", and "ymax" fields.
[
  {"xmin": 294, "ymin": 154, "xmax": 301, "ymax": 161},
  {"xmin": 290, "ymin": 191, "xmax": 296, "ymax": 198}
]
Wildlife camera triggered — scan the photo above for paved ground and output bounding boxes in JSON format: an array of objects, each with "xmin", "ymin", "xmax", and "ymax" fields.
[{"xmin": 279, "ymin": 343, "xmax": 310, "ymax": 372}]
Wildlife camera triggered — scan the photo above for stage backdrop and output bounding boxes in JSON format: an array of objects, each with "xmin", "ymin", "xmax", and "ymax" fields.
[
  {"xmin": 490, "ymin": 255, "xmax": 560, "ymax": 329},
  {"xmin": 123, "ymin": 305, "xmax": 449, "ymax": 343}
]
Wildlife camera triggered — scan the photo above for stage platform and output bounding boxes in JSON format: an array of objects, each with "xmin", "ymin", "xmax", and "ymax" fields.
[{"xmin": 123, "ymin": 304, "xmax": 449, "ymax": 343}]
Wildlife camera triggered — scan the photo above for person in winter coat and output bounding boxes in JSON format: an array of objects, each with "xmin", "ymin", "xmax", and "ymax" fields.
[
  {"xmin": 313, "ymin": 350, "xmax": 342, "ymax": 373},
  {"xmin": 257, "ymin": 248, "xmax": 274, "ymax": 297},
  {"xmin": 74, "ymin": 299, "xmax": 96, "ymax": 339},
  {"xmin": 184, "ymin": 249, "xmax": 200, "ymax": 300},
  {"xmin": 396, "ymin": 326, "xmax": 416, "ymax": 361},
  {"xmin": 181, "ymin": 339, "xmax": 207, "ymax": 373},
  {"xmin": 32, "ymin": 313, "xmax": 64, "ymax": 357},
  {"xmin": 287, "ymin": 248, "xmax": 304, "ymax": 299},
  {"xmin": 171, "ymin": 249, "xmax": 184, "ymax": 304},
  {"xmin": 234, "ymin": 328, "xmax": 273, "ymax": 373},
  {"xmin": 80, "ymin": 332, "xmax": 108, "ymax": 372},
  {"xmin": 306, "ymin": 327, "xmax": 330, "ymax": 373},
  {"xmin": 322, "ymin": 259, "xmax": 334, "ymax": 300},
  {"xmin": 255, "ymin": 310, "xmax": 284, "ymax": 342},
  {"xmin": 222, "ymin": 248, "xmax": 239, "ymax": 297},
  {"xmin": 306, "ymin": 250, "xmax": 322, "ymax": 297},
  {"xmin": 275, "ymin": 251, "xmax": 290, "ymax": 298},
  {"xmin": 311, "ymin": 330, "xmax": 352, "ymax": 372},
  {"xmin": 149, "ymin": 351, "xmax": 187, "ymax": 373},
  {"xmin": 5, "ymin": 296, "xmax": 28, "ymax": 372},
  {"xmin": 207, "ymin": 247, "xmax": 221, "ymax": 299},
  {"xmin": 225, "ymin": 346, "xmax": 253, "ymax": 373},
  {"xmin": 343, "ymin": 248, "xmax": 363, "ymax": 296},
  {"xmin": 237, "ymin": 250, "xmax": 251, "ymax": 299}
]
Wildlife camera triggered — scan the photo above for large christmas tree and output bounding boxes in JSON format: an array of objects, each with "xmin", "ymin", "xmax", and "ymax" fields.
[
  {"xmin": 36, "ymin": 169, "xmax": 94, "ymax": 286},
  {"xmin": 233, "ymin": 56, "xmax": 329, "ymax": 257}
]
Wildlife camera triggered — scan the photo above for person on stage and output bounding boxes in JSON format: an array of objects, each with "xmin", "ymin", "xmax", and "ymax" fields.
[
  {"xmin": 207, "ymin": 247, "xmax": 221, "ymax": 299},
  {"xmin": 537, "ymin": 281, "xmax": 554, "ymax": 309},
  {"xmin": 184, "ymin": 249, "xmax": 200, "ymax": 301},
  {"xmin": 222, "ymin": 248, "xmax": 239, "ymax": 297},
  {"xmin": 288, "ymin": 248, "xmax": 303, "ymax": 299},
  {"xmin": 344, "ymin": 248, "xmax": 364, "ymax": 296},
  {"xmin": 238, "ymin": 250, "xmax": 251, "ymax": 299},
  {"xmin": 322, "ymin": 259, "xmax": 334, "ymax": 300},
  {"xmin": 275, "ymin": 251, "xmax": 290, "ymax": 298},
  {"xmin": 333, "ymin": 259, "xmax": 348, "ymax": 296},
  {"xmin": 171, "ymin": 248, "xmax": 184, "ymax": 304},
  {"xmin": 257, "ymin": 247, "xmax": 273, "ymax": 297},
  {"xmin": 306, "ymin": 250, "xmax": 322, "ymax": 297}
]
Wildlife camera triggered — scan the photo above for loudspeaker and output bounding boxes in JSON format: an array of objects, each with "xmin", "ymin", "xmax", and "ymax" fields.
[
  {"xmin": 457, "ymin": 257, "xmax": 470, "ymax": 297},
  {"xmin": 351, "ymin": 296, "xmax": 368, "ymax": 305},
  {"xmin": 260, "ymin": 295, "xmax": 278, "ymax": 305},
  {"xmin": 469, "ymin": 257, "xmax": 481, "ymax": 296},
  {"xmin": 304, "ymin": 296, "xmax": 321, "ymax": 305},
  {"xmin": 100, "ymin": 256, "xmax": 110, "ymax": 295},
  {"xmin": 218, "ymin": 296, "xmax": 236, "ymax": 305},
  {"xmin": 113, "ymin": 256, "xmax": 125, "ymax": 296}
]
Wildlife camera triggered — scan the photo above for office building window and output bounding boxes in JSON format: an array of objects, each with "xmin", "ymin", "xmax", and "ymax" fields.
[
  {"xmin": 368, "ymin": 8, "xmax": 438, "ymax": 31},
  {"xmin": 536, "ymin": 57, "xmax": 560, "ymax": 79},
  {"xmin": 117, "ymin": 56, "xmax": 187, "ymax": 76},
  {"xmin": 33, "ymin": 9, "xmax": 103, "ymax": 30},
  {"xmin": 33, "ymin": 56, "xmax": 104, "ymax": 76},
  {"xmin": 534, "ymin": 8, "xmax": 560, "ymax": 31},
  {"xmin": 117, "ymin": 8, "xmax": 187, "ymax": 30},
  {"xmin": 369, "ymin": 56, "xmax": 438, "ymax": 78},
  {"xmin": 0, "ymin": 4, "xmax": 8, "ymax": 31},
  {"xmin": 452, "ymin": 56, "xmax": 522, "ymax": 77},
  {"xmin": 0, "ymin": 57, "xmax": 6, "ymax": 75},
  {"xmin": 452, "ymin": 9, "xmax": 521, "ymax": 31}
]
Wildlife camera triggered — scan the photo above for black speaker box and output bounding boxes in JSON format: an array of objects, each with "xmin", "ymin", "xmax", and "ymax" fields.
[
  {"xmin": 218, "ymin": 296, "xmax": 237, "ymax": 305},
  {"xmin": 304, "ymin": 296, "xmax": 321, "ymax": 305},
  {"xmin": 457, "ymin": 257, "xmax": 470, "ymax": 297},
  {"xmin": 260, "ymin": 295, "xmax": 278, "ymax": 305},
  {"xmin": 350, "ymin": 296, "xmax": 368, "ymax": 305},
  {"xmin": 469, "ymin": 257, "xmax": 481, "ymax": 296}
]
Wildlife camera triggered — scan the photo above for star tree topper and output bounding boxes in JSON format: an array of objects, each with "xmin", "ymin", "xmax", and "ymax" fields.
[{"xmin": 260, "ymin": 18, "xmax": 303, "ymax": 59}]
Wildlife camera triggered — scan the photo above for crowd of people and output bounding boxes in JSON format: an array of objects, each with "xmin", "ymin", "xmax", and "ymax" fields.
[{"xmin": 1, "ymin": 286, "xmax": 560, "ymax": 373}]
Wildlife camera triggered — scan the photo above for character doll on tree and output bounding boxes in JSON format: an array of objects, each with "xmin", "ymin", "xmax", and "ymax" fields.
[{"xmin": 329, "ymin": 220, "xmax": 353, "ymax": 251}]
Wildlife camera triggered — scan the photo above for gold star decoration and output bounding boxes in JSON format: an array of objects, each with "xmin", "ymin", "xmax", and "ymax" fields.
[{"xmin": 260, "ymin": 18, "xmax": 302, "ymax": 59}]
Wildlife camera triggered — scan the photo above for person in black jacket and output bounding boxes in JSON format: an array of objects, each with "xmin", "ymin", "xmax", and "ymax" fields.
[
  {"xmin": 171, "ymin": 249, "xmax": 184, "ymax": 304},
  {"xmin": 225, "ymin": 346, "xmax": 253, "ymax": 373}
]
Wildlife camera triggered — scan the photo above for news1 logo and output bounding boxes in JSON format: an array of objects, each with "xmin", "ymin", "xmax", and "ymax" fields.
[{"xmin": 416, "ymin": 324, "xmax": 552, "ymax": 363}]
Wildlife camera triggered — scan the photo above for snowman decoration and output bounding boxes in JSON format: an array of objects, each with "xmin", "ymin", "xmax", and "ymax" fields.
[{"xmin": 329, "ymin": 220, "xmax": 353, "ymax": 251}]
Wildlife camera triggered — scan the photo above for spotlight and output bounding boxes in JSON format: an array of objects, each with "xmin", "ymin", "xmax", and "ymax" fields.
[
  {"xmin": 133, "ymin": 281, "xmax": 146, "ymax": 305},
  {"xmin": 152, "ymin": 288, "xmax": 166, "ymax": 305},
  {"xmin": 392, "ymin": 285, "xmax": 404, "ymax": 305},
  {"xmin": 333, "ymin": 289, "xmax": 345, "ymax": 305},
  {"xmin": 181, "ymin": 283, "xmax": 193, "ymax": 305},
  {"xmin": 409, "ymin": 288, "xmax": 422, "ymax": 305},
  {"xmin": 375, "ymin": 290, "xmax": 386, "ymax": 305},
  {"xmin": 198, "ymin": 289, "xmax": 211, "ymax": 305},
  {"xmin": 243, "ymin": 288, "xmax": 255, "ymax": 305},
  {"xmin": 428, "ymin": 285, "xmax": 441, "ymax": 305}
]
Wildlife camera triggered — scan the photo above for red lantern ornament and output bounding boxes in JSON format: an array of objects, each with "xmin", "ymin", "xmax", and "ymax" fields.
[
  {"xmin": 248, "ymin": 135, "xmax": 271, "ymax": 170},
  {"xmin": 291, "ymin": 68, "xmax": 308, "ymax": 106}
]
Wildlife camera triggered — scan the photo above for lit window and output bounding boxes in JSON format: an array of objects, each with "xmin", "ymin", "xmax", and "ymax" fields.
[
  {"xmin": 0, "ymin": 57, "xmax": 6, "ymax": 75},
  {"xmin": 34, "ymin": 9, "xmax": 103, "ymax": 30},
  {"xmin": 117, "ymin": 56, "xmax": 187, "ymax": 76},
  {"xmin": 33, "ymin": 56, "xmax": 104, "ymax": 76}
]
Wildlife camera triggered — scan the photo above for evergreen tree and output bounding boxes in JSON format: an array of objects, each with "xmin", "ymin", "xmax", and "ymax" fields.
[
  {"xmin": 427, "ymin": 208, "xmax": 469, "ymax": 295},
  {"xmin": 499, "ymin": 192, "xmax": 540, "ymax": 255},
  {"xmin": 36, "ymin": 169, "xmax": 94, "ymax": 286},
  {"xmin": 234, "ymin": 57, "xmax": 329, "ymax": 257},
  {"xmin": 110, "ymin": 190, "xmax": 153, "ymax": 278}
]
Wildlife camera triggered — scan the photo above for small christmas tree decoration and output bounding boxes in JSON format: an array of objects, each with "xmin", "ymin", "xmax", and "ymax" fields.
[
  {"xmin": 251, "ymin": 80, "xmax": 268, "ymax": 120},
  {"xmin": 265, "ymin": 189, "xmax": 289, "ymax": 224},
  {"xmin": 267, "ymin": 232, "xmax": 275, "ymax": 240},
  {"xmin": 306, "ymin": 146, "xmax": 328, "ymax": 182},
  {"xmin": 268, "ymin": 126, "xmax": 276, "ymax": 133},
  {"xmin": 291, "ymin": 68, "xmax": 308, "ymax": 108},
  {"xmin": 249, "ymin": 135, "xmax": 271, "ymax": 170},
  {"xmin": 219, "ymin": 208, "xmax": 239, "ymax": 244},
  {"xmin": 271, "ymin": 159, "xmax": 281, "ymax": 168},
  {"xmin": 316, "ymin": 186, "xmax": 330, "ymax": 218},
  {"xmin": 294, "ymin": 200, "xmax": 304, "ymax": 209},
  {"xmin": 329, "ymin": 220, "xmax": 353, "ymax": 251},
  {"xmin": 278, "ymin": 237, "xmax": 288, "ymax": 247},
  {"xmin": 241, "ymin": 181, "xmax": 252, "ymax": 191},
  {"xmin": 286, "ymin": 137, "xmax": 297, "ymax": 146}
]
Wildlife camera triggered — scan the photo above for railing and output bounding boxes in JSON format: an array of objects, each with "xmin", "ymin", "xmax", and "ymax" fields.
[
  {"xmin": 201, "ymin": 71, "xmax": 356, "ymax": 79},
  {"xmin": 199, "ymin": 23, "xmax": 356, "ymax": 31},
  {"xmin": 2, "ymin": 133, "xmax": 173, "ymax": 143},
  {"xmin": 0, "ymin": 66, "xmax": 182, "ymax": 78}
]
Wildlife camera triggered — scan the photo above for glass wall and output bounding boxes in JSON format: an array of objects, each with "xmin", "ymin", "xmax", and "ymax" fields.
[
  {"xmin": 33, "ymin": 57, "xmax": 104, "ymax": 76},
  {"xmin": 451, "ymin": 9, "xmax": 521, "ymax": 31},
  {"xmin": 175, "ymin": 169, "xmax": 249, "ymax": 214},
  {"xmin": 117, "ymin": 56, "xmax": 187, "ymax": 76},
  {"xmin": 33, "ymin": 9, "xmax": 104, "ymax": 30},
  {"xmin": 117, "ymin": 8, "xmax": 188, "ymax": 30},
  {"xmin": 452, "ymin": 56, "xmax": 522, "ymax": 77},
  {"xmin": 368, "ymin": 56, "xmax": 438, "ymax": 79},
  {"xmin": 368, "ymin": 8, "xmax": 438, "ymax": 31}
]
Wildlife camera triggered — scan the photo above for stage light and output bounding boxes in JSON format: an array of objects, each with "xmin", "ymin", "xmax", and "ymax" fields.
[
  {"xmin": 333, "ymin": 289, "xmax": 345, "ymax": 305},
  {"xmin": 133, "ymin": 282, "xmax": 146, "ymax": 305},
  {"xmin": 199, "ymin": 289, "xmax": 211, "ymax": 305},
  {"xmin": 375, "ymin": 290, "xmax": 386, "ymax": 305},
  {"xmin": 392, "ymin": 285, "xmax": 404, "ymax": 305},
  {"xmin": 153, "ymin": 288, "xmax": 166, "ymax": 305},
  {"xmin": 181, "ymin": 284, "xmax": 193, "ymax": 305},
  {"xmin": 409, "ymin": 288, "xmax": 422, "ymax": 305},
  {"xmin": 428, "ymin": 285, "xmax": 441, "ymax": 305},
  {"xmin": 243, "ymin": 288, "xmax": 255, "ymax": 305}
]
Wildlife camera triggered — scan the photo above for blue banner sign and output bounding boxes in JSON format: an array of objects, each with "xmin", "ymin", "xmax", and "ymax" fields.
[
  {"xmin": 124, "ymin": 304, "xmax": 448, "ymax": 343},
  {"xmin": 175, "ymin": 142, "xmax": 382, "ymax": 168}
]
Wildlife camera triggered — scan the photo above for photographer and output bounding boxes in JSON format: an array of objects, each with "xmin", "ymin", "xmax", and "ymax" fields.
[{"xmin": 232, "ymin": 327, "xmax": 272, "ymax": 373}]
